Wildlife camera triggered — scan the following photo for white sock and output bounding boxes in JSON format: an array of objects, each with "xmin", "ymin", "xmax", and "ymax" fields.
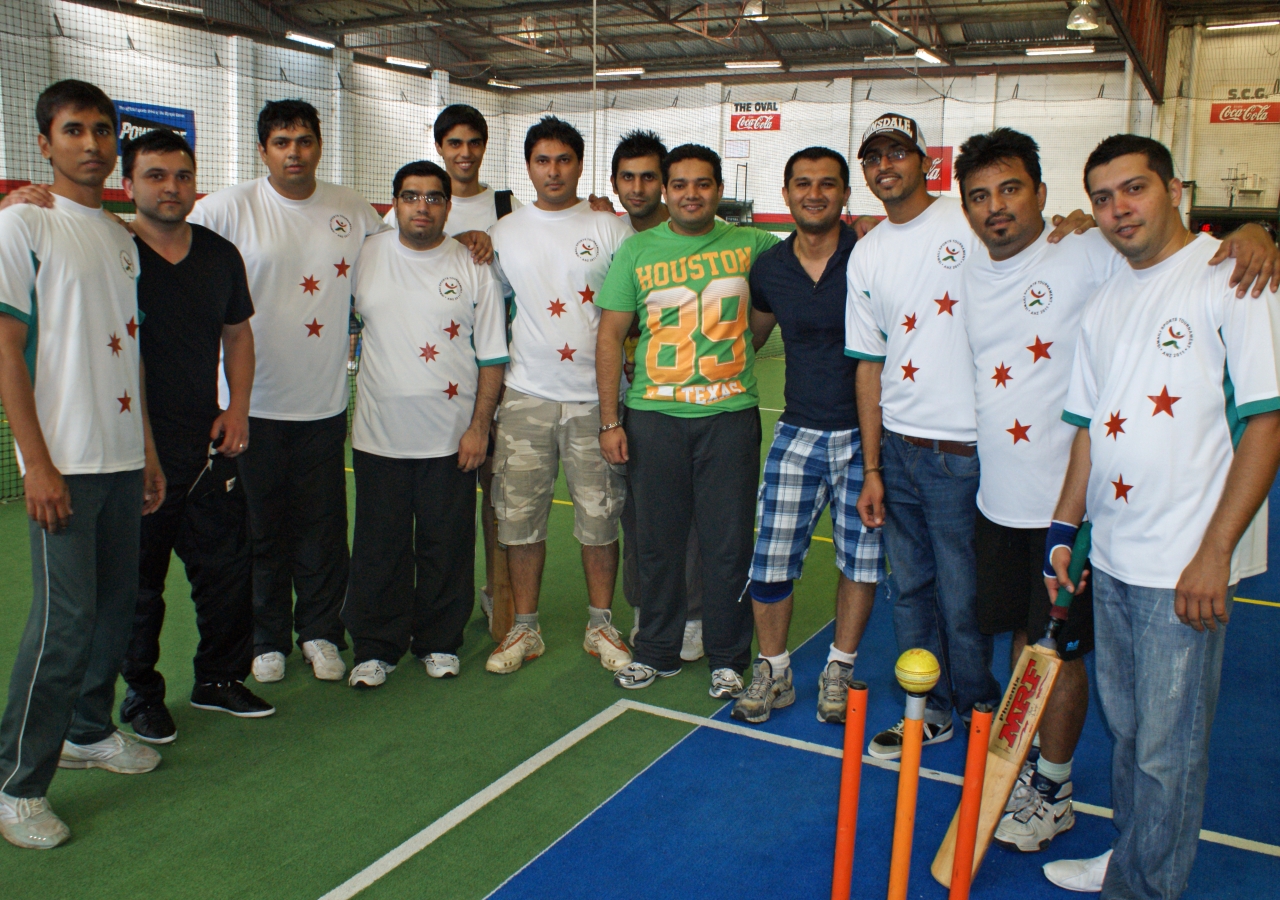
[
  {"xmin": 762, "ymin": 651, "xmax": 790, "ymax": 675},
  {"xmin": 1036, "ymin": 755, "xmax": 1072, "ymax": 784},
  {"xmin": 827, "ymin": 645, "xmax": 857, "ymax": 667}
]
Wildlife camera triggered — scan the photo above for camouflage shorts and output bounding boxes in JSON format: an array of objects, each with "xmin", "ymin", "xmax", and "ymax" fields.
[{"xmin": 492, "ymin": 389, "xmax": 627, "ymax": 546}]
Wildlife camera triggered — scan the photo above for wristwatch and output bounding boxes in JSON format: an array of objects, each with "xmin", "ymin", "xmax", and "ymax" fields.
[{"xmin": 599, "ymin": 421, "xmax": 623, "ymax": 434}]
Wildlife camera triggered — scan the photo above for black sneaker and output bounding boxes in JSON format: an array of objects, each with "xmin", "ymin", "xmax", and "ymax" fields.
[
  {"xmin": 124, "ymin": 703, "xmax": 177, "ymax": 744},
  {"xmin": 190, "ymin": 682, "xmax": 276, "ymax": 718},
  {"xmin": 867, "ymin": 717, "xmax": 954, "ymax": 760}
]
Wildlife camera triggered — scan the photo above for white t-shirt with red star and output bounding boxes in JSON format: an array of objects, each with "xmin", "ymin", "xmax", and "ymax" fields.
[
  {"xmin": 0, "ymin": 196, "xmax": 143, "ymax": 475},
  {"xmin": 350, "ymin": 232, "xmax": 508, "ymax": 459},
  {"xmin": 1064, "ymin": 234, "xmax": 1280, "ymax": 589},
  {"xmin": 189, "ymin": 177, "xmax": 388, "ymax": 421},
  {"xmin": 965, "ymin": 227, "xmax": 1124, "ymax": 528},
  {"xmin": 845, "ymin": 196, "xmax": 978, "ymax": 442},
  {"xmin": 490, "ymin": 200, "xmax": 634, "ymax": 403}
]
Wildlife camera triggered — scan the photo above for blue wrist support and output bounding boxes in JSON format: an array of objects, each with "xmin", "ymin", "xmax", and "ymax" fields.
[{"xmin": 1044, "ymin": 520, "xmax": 1079, "ymax": 578}]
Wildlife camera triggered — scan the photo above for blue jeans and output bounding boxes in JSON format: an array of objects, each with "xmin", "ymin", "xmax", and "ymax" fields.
[
  {"xmin": 881, "ymin": 433, "xmax": 999, "ymax": 722},
  {"xmin": 1092, "ymin": 569, "xmax": 1231, "ymax": 900}
]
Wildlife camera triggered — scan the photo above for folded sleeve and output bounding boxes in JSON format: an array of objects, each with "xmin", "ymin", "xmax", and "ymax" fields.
[
  {"xmin": 0, "ymin": 209, "xmax": 38, "ymax": 324},
  {"xmin": 844, "ymin": 247, "xmax": 885, "ymax": 362},
  {"xmin": 473, "ymin": 264, "xmax": 510, "ymax": 366},
  {"xmin": 1062, "ymin": 310, "xmax": 1098, "ymax": 428}
]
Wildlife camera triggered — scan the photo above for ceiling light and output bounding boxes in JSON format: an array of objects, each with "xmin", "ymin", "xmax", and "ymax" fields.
[
  {"xmin": 725, "ymin": 59, "xmax": 783, "ymax": 69},
  {"xmin": 598, "ymin": 66, "xmax": 645, "ymax": 76},
  {"xmin": 136, "ymin": 0, "xmax": 204, "ymax": 13},
  {"xmin": 863, "ymin": 54, "xmax": 899, "ymax": 62},
  {"xmin": 872, "ymin": 19, "xmax": 904, "ymax": 38},
  {"xmin": 386, "ymin": 56, "xmax": 428, "ymax": 69},
  {"xmin": 1066, "ymin": 1, "xmax": 1099, "ymax": 32},
  {"xmin": 286, "ymin": 31, "xmax": 335, "ymax": 50},
  {"xmin": 744, "ymin": 0, "xmax": 768, "ymax": 21},
  {"xmin": 487, "ymin": 77, "xmax": 521, "ymax": 89},
  {"xmin": 1206, "ymin": 20, "xmax": 1280, "ymax": 32},
  {"xmin": 914, "ymin": 47, "xmax": 943, "ymax": 64},
  {"xmin": 1026, "ymin": 44, "xmax": 1095, "ymax": 56}
]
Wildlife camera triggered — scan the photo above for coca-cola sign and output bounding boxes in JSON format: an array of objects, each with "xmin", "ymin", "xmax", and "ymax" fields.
[
  {"xmin": 1209, "ymin": 102, "xmax": 1280, "ymax": 124},
  {"xmin": 927, "ymin": 145, "xmax": 953, "ymax": 192},
  {"xmin": 731, "ymin": 113, "xmax": 781, "ymax": 131}
]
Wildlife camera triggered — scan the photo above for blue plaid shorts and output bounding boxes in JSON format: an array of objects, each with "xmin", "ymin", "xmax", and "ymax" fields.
[{"xmin": 750, "ymin": 421, "xmax": 885, "ymax": 585}]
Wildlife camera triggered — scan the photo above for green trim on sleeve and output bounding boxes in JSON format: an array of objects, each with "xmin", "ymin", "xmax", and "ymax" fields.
[
  {"xmin": 1236, "ymin": 396, "xmax": 1280, "ymax": 419},
  {"xmin": 844, "ymin": 349, "xmax": 886, "ymax": 362},
  {"xmin": 1062, "ymin": 410, "xmax": 1090, "ymax": 428},
  {"xmin": 0, "ymin": 301, "xmax": 31, "ymax": 325},
  {"xmin": 477, "ymin": 355, "xmax": 510, "ymax": 367}
]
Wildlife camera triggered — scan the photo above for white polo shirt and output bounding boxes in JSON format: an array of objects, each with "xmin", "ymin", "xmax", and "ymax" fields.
[
  {"xmin": 1064, "ymin": 234, "xmax": 1280, "ymax": 588},
  {"xmin": 0, "ymin": 196, "xmax": 144, "ymax": 474}
]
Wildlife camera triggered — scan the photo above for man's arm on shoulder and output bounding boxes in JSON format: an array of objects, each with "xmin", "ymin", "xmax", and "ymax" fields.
[{"xmin": 1207, "ymin": 223, "xmax": 1280, "ymax": 298}]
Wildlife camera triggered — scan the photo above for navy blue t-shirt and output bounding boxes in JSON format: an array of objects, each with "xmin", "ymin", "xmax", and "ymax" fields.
[{"xmin": 750, "ymin": 223, "xmax": 859, "ymax": 432}]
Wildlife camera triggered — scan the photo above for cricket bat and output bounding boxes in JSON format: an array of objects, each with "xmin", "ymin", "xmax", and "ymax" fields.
[{"xmin": 930, "ymin": 523, "xmax": 1091, "ymax": 887}]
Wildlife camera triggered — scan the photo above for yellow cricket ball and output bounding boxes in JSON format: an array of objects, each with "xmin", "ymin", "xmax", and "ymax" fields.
[{"xmin": 895, "ymin": 648, "xmax": 941, "ymax": 695}]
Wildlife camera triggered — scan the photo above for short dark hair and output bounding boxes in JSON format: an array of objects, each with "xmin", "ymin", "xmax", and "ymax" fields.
[
  {"xmin": 611, "ymin": 130, "xmax": 667, "ymax": 180},
  {"xmin": 434, "ymin": 104, "xmax": 488, "ymax": 146},
  {"xmin": 122, "ymin": 129, "xmax": 195, "ymax": 179},
  {"xmin": 393, "ymin": 160, "xmax": 452, "ymax": 201},
  {"xmin": 1083, "ymin": 134, "xmax": 1175, "ymax": 192},
  {"xmin": 661, "ymin": 144, "xmax": 722, "ymax": 186},
  {"xmin": 524, "ymin": 116, "xmax": 584, "ymax": 163},
  {"xmin": 955, "ymin": 128, "xmax": 1042, "ymax": 196},
  {"xmin": 257, "ymin": 99, "xmax": 322, "ymax": 147},
  {"xmin": 784, "ymin": 146, "xmax": 850, "ymax": 189},
  {"xmin": 36, "ymin": 80, "xmax": 116, "ymax": 139}
]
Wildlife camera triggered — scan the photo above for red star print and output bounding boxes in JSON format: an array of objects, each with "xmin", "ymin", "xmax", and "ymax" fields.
[
  {"xmin": 334, "ymin": 258, "xmax": 350, "ymax": 278},
  {"xmin": 300, "ymin": 275, "xmax": 320, "ymax": 295},
  {"xmin": 117, "ymin": 391, "xmax": 132, "ymax": 413},
  {"xmin": 935, "ymin": 292, "xmax": 958, "ymax": 316},
  {"xmin": 558, "ymin": 344, "xmax": 578, "ymax": 361},
  {"xmin": 901, "ymin": 359, "xmax": 919, "ymax": 381},
  {"xmin": 1148, "ymin": 386, "xmax": 1180, "ymax": 417},
  {"xmin": 126, "ymin": 317, "xmax": 138, "ymax": 339},
  {"xmin": 1112, "ymin": 475, "xmax": 1132, "ymax": 502},
  {"xmin": 305, "ymin": 319, "xmax": 324, "ymax": 337},
  {"xmin": 548, "ymin": 299, "xmax": 567, "ymax": 318},
  {"xmin": 443, "ymin": 382, "xmax": 459, "ymax": 399},
  {"xmin": 419, "ymin": 342, "xmax": 439, "ymax": 363},
  {"xmin": 107, "ymin": 333, "xmax": 122, "ymax": 356},
  {"xmin": 992, "ymin": 362, "xmax": 1012, "ymax": 388},
  {"xmin": 901, "ymin": 313, "xmax": 917, "ymax": 333},
  {"xmin": 1027, "ymin": 336, "xmax": 1053, "ymax": 362},
  {"xmin": 1105, "ymin": 411, "xmax": 1127, "ymax": 439},
  {"xmin": 1007, "ymin": 419, "xmax": 1031, "ymax": 444},
  {"xmin": 578, "ymin": 284, "xmax": 595, "ymax": 305},
  {"xmin": 444, "ymin": 320, "xmax": 461, "ymax": 340}
]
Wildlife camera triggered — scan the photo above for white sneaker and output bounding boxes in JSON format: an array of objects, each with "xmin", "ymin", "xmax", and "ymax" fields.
[
  {"xmin": 349, "ymin": 660, "xmax": 395, "ymax": 688},
  {"xmin": 0, "ymin": 792, "xmax": 69, "ymax": 850},
  {"xmin": 252, "ymin": 651, "xmax": 285, "ymax": 683},
  {"xmin": 59, "ymin": 731, "xmax": 160, "ymax": 774},
  {"xmin": 710, "ymin": 667, "xmax": 745, "ymax": 699},
  {"xmin": 486, "ymin": 623, "xmax": 545, "ymax": 674},
  {"xmin": 584, "ymin": 613, "xmax": 633, "ymax": 672},
  {"xmin": 995, "ymin": 775, "xmax": 1075, "ymax": 851},
  {"xmin": 302, "ymin": 639, "xmax": 346, "ymax": 681},
  {"xmin": 423, "ymin": 653, "xmax": 460, "ymax": 678},
  {"xmin": 1043, "ymin": 849, "xmax": 1111, "ymax": 892},
  {"xmin": 680, "ymin": 619, "xmax": 705, "ymax": 662}
]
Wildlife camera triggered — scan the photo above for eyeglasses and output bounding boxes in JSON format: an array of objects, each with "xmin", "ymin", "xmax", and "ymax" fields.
[
  {"xmin": 861, "ymin": 146, "xmax": 912, "ymax": 168},
  {"xmin": 398, "ymin": 191, "xmax": 448, "ymax": 206}
]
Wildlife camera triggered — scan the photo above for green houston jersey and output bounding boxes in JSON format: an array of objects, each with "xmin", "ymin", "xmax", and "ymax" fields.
[{"xmin": 596, "ymin": 220, "xmax": 779, "ymax": 417}]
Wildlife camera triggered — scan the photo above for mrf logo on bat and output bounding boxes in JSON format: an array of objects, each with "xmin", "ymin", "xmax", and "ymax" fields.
[{"xmin": 990, "ymin": 654, "xmax": 1053, "ymax": 763}]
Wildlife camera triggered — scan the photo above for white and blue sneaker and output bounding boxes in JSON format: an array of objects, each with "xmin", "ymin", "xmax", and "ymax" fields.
[{"xmin": 995, "ymin": 772, "xmax": 1075, "ymax": 852}]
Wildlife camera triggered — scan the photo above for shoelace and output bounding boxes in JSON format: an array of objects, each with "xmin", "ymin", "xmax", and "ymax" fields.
[
  {"xmin": 743, "ymin": 668, "xmax": 773, "ymax": 700},
  {"xmin": 499, "ymin": 624, "xmax": 536, "ymax": 651},
  {"xmin": 821, "ymin": 665, "xmax": 850, "ymax": 703},
  {"xmin": 1012, "ymin": 788, "xmax": 1052, "ymax": 824},
  {"xmin": 13, "ymin": 796, "xmax": 49, "ymax": 819},
  {"xmin": 591, "ymin": 622, "xmax": 624, "ymax": 644},
  {"xmin": 712, "ymin": 670, "xmax": 741, "ymax": 693},
  {"xmin": 315, "ymin": 642, "xmax": 340, "ymax": 662}
]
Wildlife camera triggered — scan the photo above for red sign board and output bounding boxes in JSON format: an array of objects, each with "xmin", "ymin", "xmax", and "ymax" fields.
[
  {"xmin": 927, "ymin": 146, "xmax": 953, "ymax": 192},
  {"xmin": 731, "ymin": 113, "xmax": 781, "ymax": 131},
  {"xmin": 1210, "ymin": 102, "xmax": 1280, "ymax": 124}
]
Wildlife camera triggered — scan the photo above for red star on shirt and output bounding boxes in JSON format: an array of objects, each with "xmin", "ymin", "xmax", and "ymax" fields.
[
  {"xmin": 1027, "ymin": 336, "xmax": 1053, "ymax": 362},
  {"xmin": 334, "ymin": 258, "xmax": 350, "ymax": 278},
  {"xmin": 578, "ymin": 284, "xmax": 595, "ymax": 305},
  {"xmin": 444, "ymin": 320, "xmax": 462, "ymax": 340},
  {"xmin": 1105, "ymin": 411, "xmax": 1127, "ymax": 439},
  {"xmin": 126, "ymin": 317, "xmax": 138, "ymax": 339},
  {"xmin": 935, "ymin": 292, "xmax": 958, "ymax": 316},
  {"xmin": 305, "ymin": 319, "xmax": 324, "ymax": 337},
  {"xmin": 1148, "ymin": 386, "xmax": 1180, "ymax": 417},
  {"xmin": 1007, "ymin": 419, "xmax": 1031, "ymax": 443},
  {"xmin": 107, "ymin": 333, "xmax": 122, "ymax": 356},
  {"xmin": 901, "ymin": 313, "xmax": 917, "ymax": 333},
  {"xmin": 548, "ymin": 299, "xmax": 567, "ymax": 318},
  {"xmin": 1112, "ymin": 475, "xmax": 1133, "ymax": 502},
  {"xmin": 117, "ymin": 391, "xmax": 132, "ymax": 413},
  {"xmin": 443, "ymin": 382, "xmax": 459, "ymax": 399},
  {"xmin": 558, "ymin": 344, "xmax": 577, "ymax": 361},
  {"xmin": 420, "ymin": 342, "xmax": 439, "ymax": 363},
  {"xmin": 901, "ymin": 359, "xmax": 919, "ymax": 381},
  {"xmin": 992, "ymin": 362, "xmax": 1012, "ymax": 388},
  {"xmin": 300, "ymin": 275, "xmax": 320, "ymax": 295}
]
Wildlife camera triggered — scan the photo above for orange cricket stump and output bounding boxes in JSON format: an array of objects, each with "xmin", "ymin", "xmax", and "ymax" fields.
[
  {"xmin": 830, "ymin": 681, "xmax": 869, "ymax": 900},
  {"xmin": 886, "ymin": 649, "xmax": 941, "ymax": 900},
  {"xmin": 949, "ymin": 704, "xmax": 995, "ymax": 900}
]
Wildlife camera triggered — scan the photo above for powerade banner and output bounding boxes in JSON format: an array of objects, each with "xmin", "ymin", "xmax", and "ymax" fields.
[{"xmin": 113, "ymin": 101, "xmax": 196, "ymax": 153}]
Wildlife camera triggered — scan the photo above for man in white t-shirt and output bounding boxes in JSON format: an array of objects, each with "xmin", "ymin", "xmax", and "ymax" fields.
[
  {"xmin": 189, "ymin": 100, "xmax": 387, "ymax": 685},
  {"xmin": 1045, "ymin": 136, "xmax": 1280, "ymax": 900},
  {"xmin": 342, "ymin": 161, "xmax": 507, "ymax": 689},
  {"xmin": 0, "ymin": 81, "xmax": 165, "ymax": 850},
  {"xmin": 485, "ymin": 116, "xmax": 634, "ymax": 676}
]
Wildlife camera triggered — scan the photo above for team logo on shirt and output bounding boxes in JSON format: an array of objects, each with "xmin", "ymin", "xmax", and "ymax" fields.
[
  {"xmin": 575, "ymin": 238, "xmax": 600, "ymax": 262},
  {"xmin": 1157, "ymin": 317, "xmax": 1193, "ymax": 357},
  {"xmin": 936, "ymin": 239, "xmax": 966, "ymax": 269},
  {"xmin": 439, "ymin": 277, "xmax": 462, "ymax": 300},
  {"xmin": 119, "ymin": 251, "xmax": 135, "ymax": 277},
  {"xmin": 329, "ymin": 214, "xmax": 352, "ymax": 237},
  {"xmin": 1022, "ymin": 280, "xmax": 1053, "ymax": 315}
]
